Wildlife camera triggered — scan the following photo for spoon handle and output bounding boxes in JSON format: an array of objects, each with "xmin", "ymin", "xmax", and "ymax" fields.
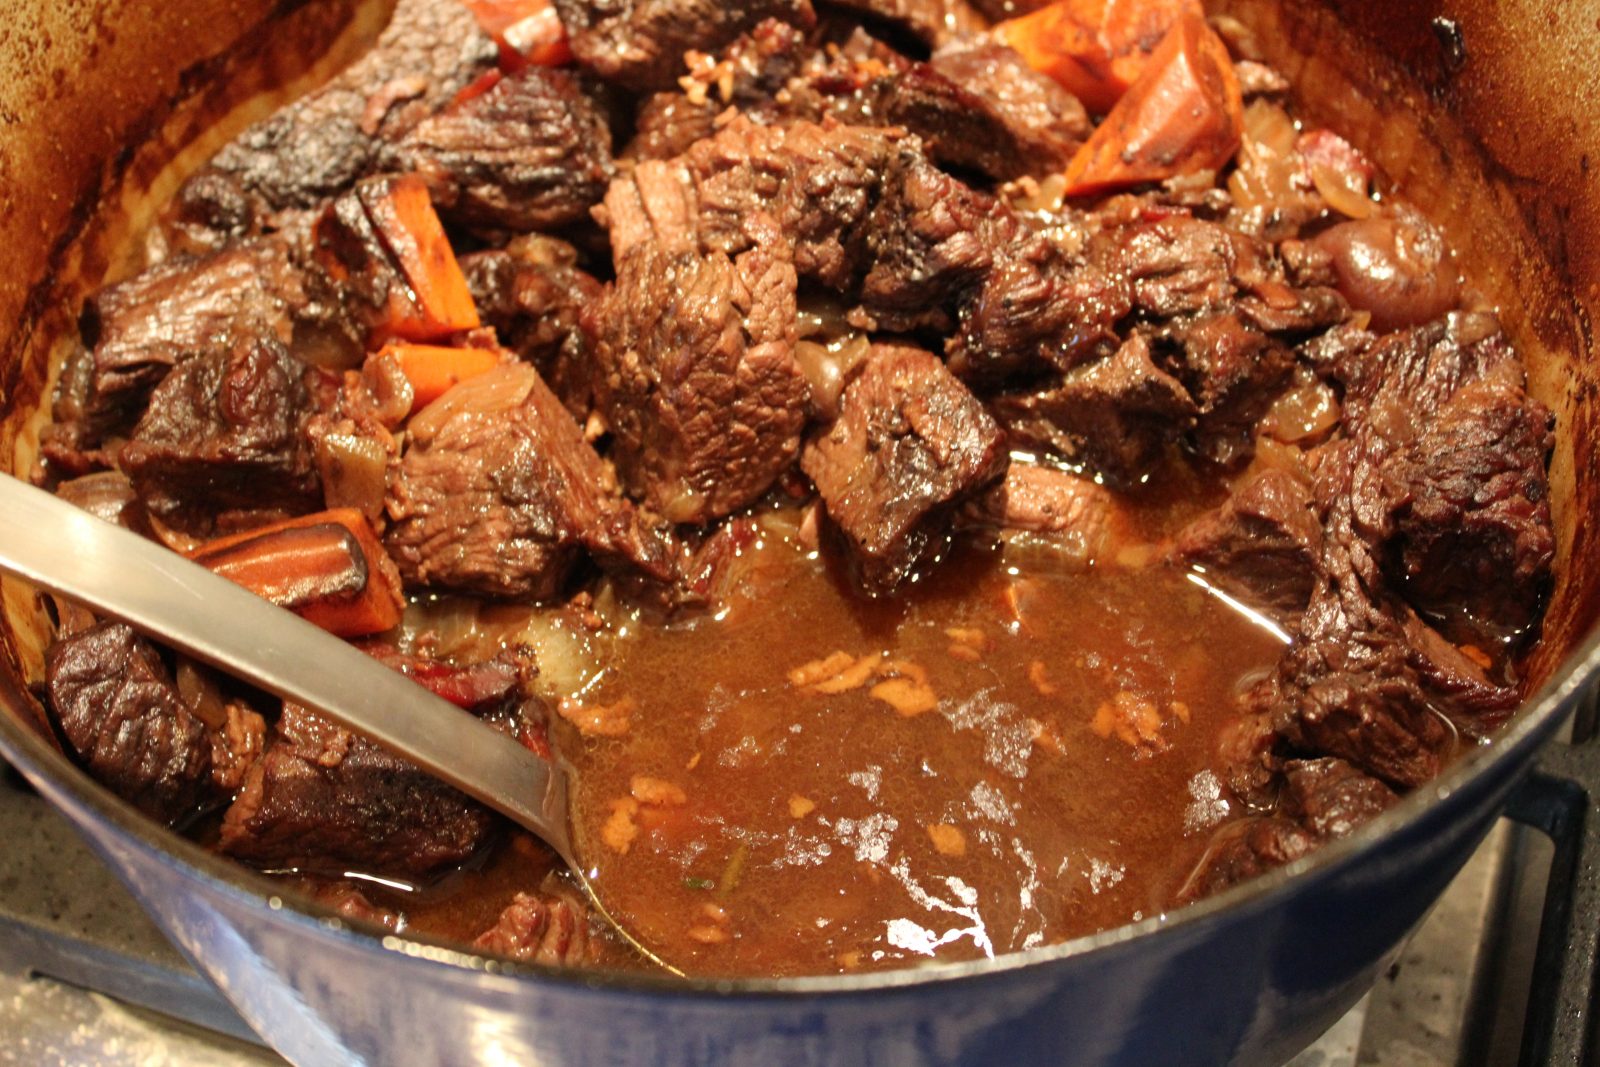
[{"xmin": 0, "ymin": 475, "xmax": 574, "ymax": 865}]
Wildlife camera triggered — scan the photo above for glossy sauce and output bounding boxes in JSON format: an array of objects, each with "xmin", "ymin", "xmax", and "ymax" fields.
[{"xmin": 560, "ymin": 509, "xmax": 1285, "ymax": 976}]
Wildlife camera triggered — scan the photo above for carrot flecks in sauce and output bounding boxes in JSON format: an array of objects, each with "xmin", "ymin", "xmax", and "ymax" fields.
[{"xmin": 561, "ymin": 512, "xmax": 1282, "ymax": 976}]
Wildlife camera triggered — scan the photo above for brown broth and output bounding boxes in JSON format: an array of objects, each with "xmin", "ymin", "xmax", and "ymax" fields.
[{"xmin": 560, "ymin": 514, "xmax": 1285, "ymax": 976}]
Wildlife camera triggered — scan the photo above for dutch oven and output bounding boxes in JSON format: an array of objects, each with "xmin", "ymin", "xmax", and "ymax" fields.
[{"xmin": 0, "ymin": 1, "xmax": 1598, "ymax": 1064}]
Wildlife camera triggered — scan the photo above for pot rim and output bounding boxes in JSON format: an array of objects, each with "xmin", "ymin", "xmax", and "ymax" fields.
[{"xmin": 0, "ymin": 595, "xmax": 1591, "ymax": 999}]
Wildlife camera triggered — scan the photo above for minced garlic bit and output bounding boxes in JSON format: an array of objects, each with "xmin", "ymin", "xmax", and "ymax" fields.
[
  {"xmin": 687, "ymin": 925, "xmax": 730, "ymax": 945},
  {"xmin": 788, "ymin": 794, "xmax": 816, "ymax": 819},
  {"xmin": 944, "ymin": 626, "xmax": 988, "ymax": 650},
  {"xmin": 869, "ymin": 677, "xmax": 938, "ymax": 718},
  {"xmin": 787, "ymin": 650, "xmax": 855, "ymax": 687},
  {"xmin": 1028, "ymin": 660, "xmax": 1058, "ymax": 696},
  {"xmin": 557, "ymin": 695, "xmax": 634, "ymax": 738},
  {"xmin": 926, "ymin": 823, "xmax": 967, "ymax": 857},
  {"xmin": 1090, "ymin": 690, "xmax": 1183, "ymax": 756},
  {"xmin": 788, "ymin": 650, "xmax": 882, "ymax": 693},
  {"xmin": 630, "ymin": 775, "xmax": 688, "ymax": 807},
  {"xmin": 601, "ymin": 797, "xmax": 639, "ymax": 854},
  {"xmin": 792, "ymin": 652, "xmax": 939, "ymax": 714}
]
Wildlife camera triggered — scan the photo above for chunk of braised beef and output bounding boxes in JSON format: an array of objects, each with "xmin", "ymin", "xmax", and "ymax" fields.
[
  {"xmin": 119, "ymin": 336, "xmax": 321, "ymax": 532},
  {"xmin": 591, "ymin": 230, "xmax": 809, "ymax": 525},
  {"xmin": 394, "ymin": 66, "xmax": 614, "ymax": 234},
  {"xmin": 962, "ymin": 462, "xmax": 1115, "ymax": 566},
  {"xmin": 461, "ymin": 235, "xmax": 605, "ymax": 416},
  {"xmin": 802, "ymin": 344, "xmax": 1007, "ymax": 592},
  {"xmin": 1347, "ymin": 321, "xmax": 1554, "ymax": 638},
  {"xmin": 73, "ymin": 239, "xmax": 307, "ymax": 439},
  {"xmin": 1279, "ymin": 757, "xmax": 1399, "ymax": 840},
  {"xmin": 45, "ymin": 622, "xmax": 214, "ymax": 826},
  {"xmin": 626, "ymin": 18, "xmax": 815, "ymax": 161},
  {"xmin": 552, "ymin": 0, "xmax": 817, "ymax": 91},
  {"xmin": 888, "ymin": 39, "xmax": 1087, "ymax": 180},
  {"xmin": 1173, "ymin": 468, "xmax": 1321, "ymax": 618},
  {"xmin": 1176, "ymin": 817, "xmax": 1314, "ymax": 904},
  {"xmin": 386, "ymin": 363, "xmax": 675, "ymax": 599},
  {"xmin": 172, "ymin": 0, "xmax": 496, "ymax": 226},
  {"xmin": 992, "ymin": 334, "xmax": 1196, "ymax": 487},
  {"xmin": 857, "ymin": 149, "xmax": 1014, "ymax": 334},
  {"xmin": 603, "ymin": 117, "xmax": 902, "ymax": 289},
  {"xmin": 287, "ymin": 878, "xmax": 402, "ymax": 930},
  {"xmin": 1160, "ymin": 312, "xmax": 1295, "ymax": 467},
  {"xmin": 472, "ymin": 877, "xmax": 602, "ymax": 966},
  {"xmin": 1179, "ymin": 757, "xmax": 1397, "ymax": 903},
  {"xmin": 1260, "ymin": 443, "xmax": 1459, "ymax": 790},
  {"xmin": 822, "ymin": 0, "xmax": 988, "ymax": 47},
  {"xmin": 220, "ymin": 702, "xmax": 496, "ymax": 876}
]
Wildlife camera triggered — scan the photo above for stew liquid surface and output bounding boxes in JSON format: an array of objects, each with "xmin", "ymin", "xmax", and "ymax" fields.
[{"xmin": 566, "ymin": 516, "xmax": 1284, "ymax": 974}]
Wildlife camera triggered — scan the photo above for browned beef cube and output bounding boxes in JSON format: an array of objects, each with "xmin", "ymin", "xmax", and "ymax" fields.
[
  {"xmin": 803, "ymin": 344, "xmax": 1007, "ymax": 592},
  {"xmin": 602, "ymin": 117, "xmax": 903, "ymax": 289},
  {"xmin": 1174, "ymin": 469, "xmax": 1321, "ymax": 618},
  {"xmin": 625, "ymin": 19, "xmax": 813, "ymax": 161},
  {"xmin": 553, "ymin": 0, "xmax": 816, "ymax": 91},
  {"xmin": 176, "ymin": 0, "xmax": 496, "ymax": 224},
  {"xmin": 220, "ymin": 703, "xmax": 495, "ymax": 876},
  {"xmin": 1177, "ymin": 758, "xmax": 1396, "ymax": 903},
  {"xmin": 1176, "ymin": 817, "xmax": 1314, "ymax": 904},
  {"xmin": 1279, "ymin": 758, "xmax": 1398, "ymax": 840},
  {"xmin": 386, "ymin": 363, "xmax": 675, "ymax": 599},
  {"xmin": 473, "ymin": 877, "xmax": 602, "ymax": 966},
  {"xmin": 857, "ymin": 151, "xmax": 1012, "ymax": 334},
  {"xmin": 823, "ymin": 0, "xmax": 988, "ymax": 46},
  {"xmin": 963, "ymin": 462, "xmax": 1115, "ymax": 568},
  {"xmin": 992, "ymin": 334, "xmax": 1196, "ymax": 487},
  {"xmin": 120, "ymin": 336, "xmax": 321, "ymax": 529},
  {"xmin": 886, "ymin": 39, "xmax": 1087, "ymax": 180},
  {"xmin": 45, "ymin": 622, "xmax": 214, "ymax": 826},
  {"xmin": 1089, "ymin": 212, "xmax": 1263, "ymax": 319},
  {"xmin": 1273, "ymin": 594, "xmax": 1456, "ymax": 790},
  {"xmin": 1161, "ymin": 312, "xmax": 1295, "ymax": 468},
  {"xmin": 77, "ymin": 239, "xmax": 307, "ymax": 431},
  {"xmin": 395, "ymin": 66, "xmax": 615, "ymax": 234},
  {"xmin": 1350, "ymin": 322, "xmax": 1554, "ymax": 637},
  {"xmin": 969, "ymin": 462, "xmax": 1113, "ymax": 539},
  {"xmin": 593, "ymin": 232, "xmax": 809, "ymax": 524},
  {"xmin": 462, "ymin": 235, "xmax": 605, "ymax": 416}
]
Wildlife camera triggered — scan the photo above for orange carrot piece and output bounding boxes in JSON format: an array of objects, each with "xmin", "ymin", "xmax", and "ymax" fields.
[
  {"xmin": 462, "ymin": 0, "xmax": 572, "ymax": 68},
  {"xmin": 1061, "ymin": 11, "xmax": 1243, "ymax": 198},
  {"xmin": 380, "ymin": 342, "xmax": 502, "ymax": 411},
  {"xmin": 994, "ymin": 0, "xmax": 1202, "ymax": 114},
  {"xmin": 360, "ymin": 176, "xmax": 481, "ymax": 341},
  {"xmin": 188, "ymin": 509, "xmax": 404, "ymax": 638}
]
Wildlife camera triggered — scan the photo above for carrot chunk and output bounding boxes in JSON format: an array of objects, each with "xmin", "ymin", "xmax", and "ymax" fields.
[
  {"xmin": 1061, "ymin": 11, "xmax": 1243, "ymax": 198},
  {"xmin": 994, "ymin": 0, "xmax": 1202, "ymax": 114},
  {"xmin": 463, "ymin": 0, "xmax": 573, "ymax": 68},
  {"xmin": 360, "ymin": 176, "xmax": 481, "ymax": 341},
  {"xmin": 379, "ymin": 342, "xmax": 502, "ymax": 411},
  {"xmin": 188, "ymin": 509, "xmax": 404, "ymax": 637}
]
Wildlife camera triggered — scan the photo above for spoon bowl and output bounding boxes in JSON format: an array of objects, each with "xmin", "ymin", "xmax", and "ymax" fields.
[{"xmin": 0, "ymin": 474, "xmax": 677, "ymax": 973}]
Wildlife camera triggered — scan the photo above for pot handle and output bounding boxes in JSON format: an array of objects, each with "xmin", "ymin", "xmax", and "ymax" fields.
[{"xmin": 1503, "ymin": 687, "xmax": 1600, "ymax": 1067}]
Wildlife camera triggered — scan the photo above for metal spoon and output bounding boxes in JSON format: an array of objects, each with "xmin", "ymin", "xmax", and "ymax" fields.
[{"xmin": 0, "ymin": 475, "xmax": 677, "ymax": 973}]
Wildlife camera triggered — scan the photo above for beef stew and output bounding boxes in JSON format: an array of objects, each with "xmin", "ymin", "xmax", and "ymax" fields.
[{"xmin": 25, "ymin": 0, "xmax": 1554, "ymax": 977}]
